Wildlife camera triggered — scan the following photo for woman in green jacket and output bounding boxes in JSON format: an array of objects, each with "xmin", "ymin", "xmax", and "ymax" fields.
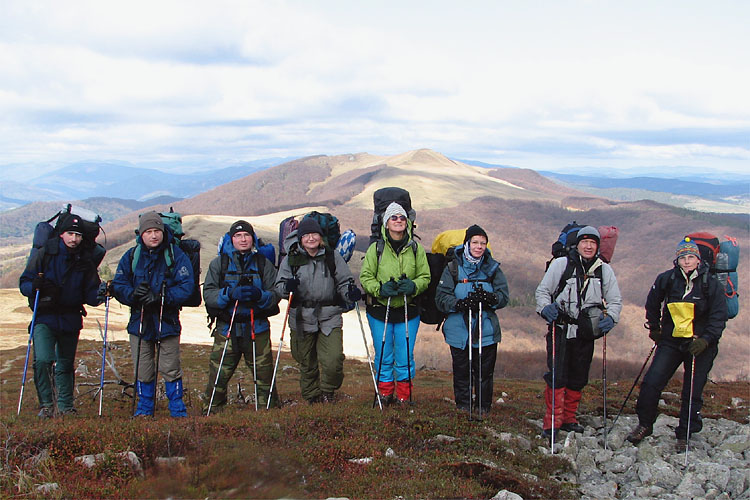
[{"xmin": 360, "ymin": 202, "xmax": 430, "ymax": 404}]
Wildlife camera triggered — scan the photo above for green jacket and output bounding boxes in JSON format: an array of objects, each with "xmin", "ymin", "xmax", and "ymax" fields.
[{"xmin": 359, "ymin": 221, "xmax": 430, "ymax": 313}]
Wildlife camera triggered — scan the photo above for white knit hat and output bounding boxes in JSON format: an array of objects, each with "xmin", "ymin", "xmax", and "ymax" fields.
[{"xmin": 382, "ymin": 202, "xmax": 408, "ymax": 228}]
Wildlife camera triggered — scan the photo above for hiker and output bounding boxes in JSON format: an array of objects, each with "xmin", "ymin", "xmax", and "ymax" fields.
[
  {"xmin": 535, "ymin": 226, "xmax": 622, "ymax": 439},
  {"xmin": 627, "ymin": 238, "xmax": 727, "ymax": 447},
  {"xmin": 435, "ymin": 225, "xmax": 510, "ymax": 414},
  {"xmin": 203, "ymin": 220, "xmax": 281, "ymax": 412},
  {"xmin": 19, "ymin": 213, "xmax": 104, "ymax": 417},
  {"xmin": 360, "ymin": 201, "xmax": 430, "ymax": 404},
  {"xmin": 275, "ymin": 217, "xmax": 358, "ymax": 404},
  {"xmin": 111, "ymin": 211, "xmax": 194, "ymax": 417}
]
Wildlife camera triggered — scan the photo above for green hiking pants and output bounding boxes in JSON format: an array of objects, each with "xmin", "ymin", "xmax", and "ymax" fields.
[
  {"xmin": 290, "ymin": 327, "xmax": 345, "ymax": 402},
  {"xmin": 32, "ymin": 323, "xmax": 80, "ymax": 411},
  {"xmin": 204, "ymin": 329, "xmax": 278, "ymax": 410}
]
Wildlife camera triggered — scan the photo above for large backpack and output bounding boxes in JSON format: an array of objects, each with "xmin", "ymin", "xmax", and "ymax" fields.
[
  {"xmin": 24, "ymin": 204, "xmax": 106, "ymax": 308},
  {"xmin": 277, "ymin": 211, "xmax": 355, "ymax": 266},
  {"xmin": 547, "ymin": 221, "xmax": 618, "ymax": 268},
  {"xmin": 685, "ymin": 232, "xmax": 740, "ymax": 320},
  {"xmin": 369, "ymin": 187, "xmax": 417, "ymax": 246},
  {"xmin": 132, "ymin": 208, "xmax": 202, "ymax": 307}
]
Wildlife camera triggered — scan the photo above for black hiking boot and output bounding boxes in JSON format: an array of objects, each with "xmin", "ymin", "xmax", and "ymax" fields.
[
  {"xmin": 561, "ymin": 422, "xmax": 584, "ymax": 433},
  {"xmin": 37, "ymin": 407, "xmax": 54, "ymax": 419}
]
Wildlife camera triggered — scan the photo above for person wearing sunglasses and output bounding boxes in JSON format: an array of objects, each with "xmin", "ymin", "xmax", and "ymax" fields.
[{"xmin": 360, "ymin": 202, "xmax": 430, "ymax": 404}]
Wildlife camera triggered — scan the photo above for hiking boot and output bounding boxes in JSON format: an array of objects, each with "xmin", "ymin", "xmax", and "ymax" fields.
[
  {"xmin": 561, "ymin": 422, "xmax": 584, "ymax": 433},
  {"xmin": 37, "ymin": 407, "xmax": 54, "ymax": 419},
  {"xmin": 307, "ymin": 395, "xmax": 323, "ymax": 405},
  {"xmin": 675, "ymin": 438, "xmax": 688, "ymax": 452},
  {"xmin": 59, "ymin": 408, "xmax": 77, "ymax": 417},
  {"xmin": 321, "ymin": 392, "xmax": 335, "ymax": 404},
  {"xmin": 541, "ymin": 428, "xmax": 558, "ymax": 444},
  {"xmin": 627, "ymin": 425, "xmax": 653, "ymax": 444},
  {"xmin": 377, "ymin": 393, "xmax": 394, "ymax": 407}
]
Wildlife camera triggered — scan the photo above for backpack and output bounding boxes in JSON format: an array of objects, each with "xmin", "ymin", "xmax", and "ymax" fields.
[
  {"xmin": 205, "ymin": 244, "xmax": 280, "ymax": 328},
  {"xmin": 277, "ymin": 215, "xmax": 299, "ymax": 266},
  {"xmin": 24, "ymin": 204, "xmax": 106, "ymax": 307},
  {"xmin": 132, "ymin": 208, "xmax": 202, "ymax": 307},
  {"xmin": 369, "ymin": 187, "xmax": 417, "ymax": 246},
  {"xmin": 278, "ymin": 212, "xmax": 355, "ymax": 265},
  {"xmin": 685, "ymin": 232, "xmax": 740, "ymax": 320},
  {"xmin": 547, "ymin": 221, "xmax": 618, "ymax": 268}
]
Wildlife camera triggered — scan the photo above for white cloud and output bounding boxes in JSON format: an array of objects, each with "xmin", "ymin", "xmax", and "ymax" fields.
[{"xmin": 0, "ymin": 0, "xmax": 748, "ymax": 174}]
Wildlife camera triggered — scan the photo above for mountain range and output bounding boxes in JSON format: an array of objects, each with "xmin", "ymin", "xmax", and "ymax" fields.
[{"xmin": 1, "ymin": 149, "xmax": 747, "ymax": 380}]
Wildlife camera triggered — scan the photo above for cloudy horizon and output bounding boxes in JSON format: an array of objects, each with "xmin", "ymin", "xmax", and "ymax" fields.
[{"xmin": 2, "ymin": 1, "xmax": 748, "ymax": 178}]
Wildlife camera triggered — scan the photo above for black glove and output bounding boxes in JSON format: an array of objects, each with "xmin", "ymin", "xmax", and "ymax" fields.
[
  {"xmin": 32, "ymin": 275, "xmax": 46, "ymax": 292},
  {"xmin": 285, "ymin": 277, "xmax": 300, "ymax": 294},
  {"xmin": 96, "ymin": 282, "xmax": 110, "ymax": 305},
  {"xmin": 132, "ymin": 282, "xmax": 151, "ymax": 304},
  {"xmin": 688, "ymin": 337, "xmax": 708, "ymax": 356},
  {"xmin": 396, "ymin": 278, "xmax": 416, "ymax": 296},
  {"xmin": 454, "ymin": 298, "xmax": 470, "ymax": 312},
  {"xmin": 478, "ymin": 288, "xmax": 499, "ymax": 307},
  {"xmin": 143, "ymin": 290, "xmax": 162, "ymax": 307},
  {"xmin": 380, "ymin": 280, "xmax": 400, "ymax": 298},
  {"xmin": 648, "ymin": 328, "xmax": 662, "ymax": 345},
  {"xmin": 346, "ymin": 283, "xmax": 363, "ymax": 302}
]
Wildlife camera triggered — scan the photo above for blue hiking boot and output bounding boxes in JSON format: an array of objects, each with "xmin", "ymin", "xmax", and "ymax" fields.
[
  {"xmin": 135, "ymin": 380, "xmax": 155, "ymax": 416},
  {"xmin": 165, "ymin": 379, "xmax": 187, "ymax": 418}
]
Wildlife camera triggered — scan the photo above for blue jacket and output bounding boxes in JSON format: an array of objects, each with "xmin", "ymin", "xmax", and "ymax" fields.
[
  {"xmin": 112, "ymin": 230, "xmax": 194, "ymax": 341},
  {"xmin": 435, "ymin": 245, "xmax": 510, "ymax": 349},
  {"xmin": 19, "ymin": 238, "xmax": 101, "ymax": 334},
  {"xmin": 202, "ymin": 232, "xmax": 280, "ymax": 339}
]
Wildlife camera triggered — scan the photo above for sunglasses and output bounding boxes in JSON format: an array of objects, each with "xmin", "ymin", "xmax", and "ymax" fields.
[{"xmin": 389, "ymin": 215, "xmax": 407, "ymax": 221}]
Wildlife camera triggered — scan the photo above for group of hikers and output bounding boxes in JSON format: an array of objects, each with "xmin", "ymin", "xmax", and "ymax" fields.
[{"xmin": 18, "ymin": 193, "xmax": 729, "ymax": 452}]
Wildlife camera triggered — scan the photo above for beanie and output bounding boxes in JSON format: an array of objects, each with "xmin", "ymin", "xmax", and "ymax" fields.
[
  {"xmin": 297, "ymin": 218, "xmax": 323, "ymax": 239},
  {"xmin": 58, "ymin": 213, "xmax": 83, "ymax": 234},
  {"xmin": 229, "ymin": 220, "xmax": 254, "ymax": 238},
  {"xmin": 383, "ymin": 202, "xmax": 408, "ymax": 228},
  {"xmin": 676, "ymin": 238, "xmax": 701, "ymax": 260},
  {"xmin": 576, "ymin": 226, "xmax": 600, "ymax": 246},
  {"xmin": 138, "ymin": 211, "xmax": 164, "ymax": 235},
  {"xmin": 464, "ymin": 224, "xmax": 488, "ymax": 244}
]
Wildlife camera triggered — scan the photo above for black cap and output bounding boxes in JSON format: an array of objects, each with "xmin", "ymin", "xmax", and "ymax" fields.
[
  {"xmin": 464, "ymin": 224, "xmax": 488, "ymax": 244},
  {"xmin": 229, "ymin": 220, "xmax": 254, "ymax": 238}
]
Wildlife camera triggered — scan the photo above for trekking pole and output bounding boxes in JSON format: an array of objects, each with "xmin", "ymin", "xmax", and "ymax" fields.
[
  {"xmin": 373, "ymin": 297, "xmax": 392, "ymax": 409},
  {"xmin": 251, "ymin": 308, "xmax": 258, "ymax": 411},
  {"xmin": 267, "ymin": 293, "xmax": 292, "ymax": 410},
  {"xmin": 478, "ymin": 300, "xmax": 483, "ymax": 420},
  {"xmin": 152, "ymin": 282, "xmax": 166, "ymax": 414},
  {"xmin": 18, "ymin": 283, "xmax": 42, "ymax": 415},
  {"xmin": 610, "ymin": 343, "xmax": 656, "ymax": 432},
  {"xmin": 602, "ymin": 327, "xmax": 608, "ymax": 450},
  {"xmin": 207, "ymin": 300, "xmax": 239, "ymax": 416},
  {"xmin": 468, "ymin": 307, "xmax": 473, "ymax": 422},
  {"xmin": 403, "ymin": 292, "xmax": 412, "ymax": 404},
  {"xmin": 354, "ymin": 298, "xmax": 381, "ymax": 411},
  {"xmin": 132, "ymin": 307, "xmax": 145, "ymax": 416},
  {"xmin": 685, "ymin": 344, "xmax": 697, "ymax": 468},
  {"xmin": 550, "ymin": 321, "xmax": 556, "ymax": 454},
  {"xmin": 98, "ymin": 281, "xmax": 112, "ymax": 417}
]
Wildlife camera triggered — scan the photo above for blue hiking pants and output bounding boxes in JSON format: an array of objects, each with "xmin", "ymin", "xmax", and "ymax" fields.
[{"xmin": 367, "ymin": 313, "xmax": 420, "ymax": 383}]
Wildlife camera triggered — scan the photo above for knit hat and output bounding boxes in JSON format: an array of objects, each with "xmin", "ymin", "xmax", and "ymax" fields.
[
  {"xmin": 229, "ymin": 220, "xmax": 254, "ymax": 238},
  {"xmin": 138, "ymin": 211, "xmax": 164, "ymax": 235},
  {"xmin": 576, "ymin": 226, "xmax": 600, "ymax": 246},
  {"xmin": 382, "ymin": 202, "xmax": 408, "ymax": 228},
  {"xmin": 464, "ymin": 224, "xmax": 488, "ymax": 244},
  {"xmin": 676, "ymin": 238, "xmax": 701, "ymax": 260},
  {"xmin": 297, "ymin": 218, "xmax": 323, "ymax": 239},
  {"xmin": 57, "ymin": 213, "xmax": 83, "ymax": 234}
]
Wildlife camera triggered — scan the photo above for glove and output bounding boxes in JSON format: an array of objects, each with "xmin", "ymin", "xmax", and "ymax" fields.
[
  {"xmin": 231, "ymin": 285, "xmax": 261, "ymax": 302},
  {"xmin": 465, "ymin": 291, "xmax": 481, "ymax": 311},
  {"xmin": 96, "ymin": 282, "xmax": 110, "ymax": 304},
  {"xmin": 454, "ymin": 298, "xmax": 470, "ymax": 312},
  {"xmin": 688, "ymin": 337, "xmax": 708, "ymax": 356},
  {"xmin": 540, "ymin": 304, "xmax": 559, "ymax": 323},
  {"xmin": 478, "ymin": 288, "xmax": 499, "ymax": 307},
  {"xmin": 380, "ymin": 280, "xmax": 400, "ymax": 298},
  {"xmin": 284, "ymin": 277, "xmax": 300, "ymax": 294},
  {"xmin": 648, "ymin": 329, "xmax": 662, "ymax": 345},
  {"xmin": 132, "ymin": 282, "xmax": 151, "ymax": 304},
  {"xmin": 598, "ymin": 313, "xmax": 615, "ymax": 335},
  {"xmin": 142, "ymin": 290, "xmax": 162, "ymax": 307},
  {"xmin": 396, "ymin": 278, "xmax": 416, "ymax": 296},
  {"xmin": 32, "ymin": 275, "xmax": 46, "ymax": 292},
  {"xmin": 346, "ymin": 283, "xmax": 363, "ymax": 302}
]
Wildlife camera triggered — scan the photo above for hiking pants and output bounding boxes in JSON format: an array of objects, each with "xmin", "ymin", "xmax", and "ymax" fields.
[
  {"xmin": 290, "ymin": 327, "xmax": 345, "ymax": 401},
  {"xmin": 204, "ymin": 329, "xmax": 276, "ymax": 409},
  {"xmin": 129, "ymin": 334, "xmax": 182, "ymax": 384},
  {"xmin": 32, "ymin": 323, "xmax": 80, "ymax": 411},
  {"xmin": 635, "ymin": 341, "xmax": 718, "ymax": 439},
  {"xmin": 543, "ymin": 324, "xmax": 595, "ymax": 391},
  {"xmin": 450, "ymin": 343, "xmax": 497, "ymax": 411},
  {"xmin": 367, "ymin": 313, "xmax": 420, "ymax": 384}
]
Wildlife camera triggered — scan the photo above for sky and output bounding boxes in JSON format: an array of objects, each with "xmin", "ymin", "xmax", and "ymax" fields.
[{"xmin": 1, "ymin": 0, "xmax": 749, "ymax": 179}]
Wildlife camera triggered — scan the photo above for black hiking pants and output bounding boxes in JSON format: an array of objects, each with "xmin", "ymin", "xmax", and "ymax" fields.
[
  {"xmin": 450, "ymin": 343, "xmax": 497, "ymax": 411},
  {"xmin": 543, "ymin": 323, "xmax": 595, "ymax": 392}
]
